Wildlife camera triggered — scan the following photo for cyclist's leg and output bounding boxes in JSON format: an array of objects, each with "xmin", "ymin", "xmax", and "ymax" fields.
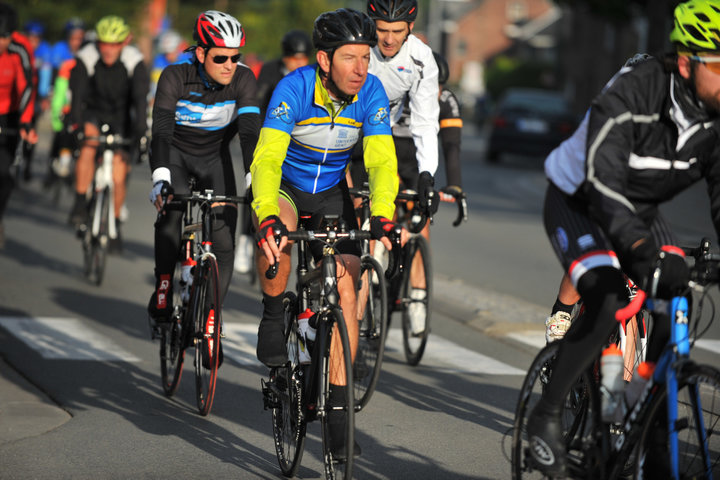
[
  {"xmin": 111, "ymin": 149, "xmax": 129, "ymax": 220},
  {"xmin": 70, "ymin": 122, "xmax": 99, "ymax": 226},
  {"xmin": 255, "ymin": 188, "xmax": 297, "ymax": 368},
  {"xmin": 546, "ymin": 274, "xmax": 580, "ymax": 343},
  {"xmin": 527, "ymin": 183, "xmax": 628, "ymax": 475}
]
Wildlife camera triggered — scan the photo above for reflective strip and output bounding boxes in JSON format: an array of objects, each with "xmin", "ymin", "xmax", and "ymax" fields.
[
  {"xmin": 628, "ymin": 153, "xmax": 697, "ymax": 170},
  {"xmin": 568, "ymin": 250, "xmax": 621, "ymax": 286},
  {"xmin": 440, "ymin": 118, "xmax": 463, "ymax": 128}
]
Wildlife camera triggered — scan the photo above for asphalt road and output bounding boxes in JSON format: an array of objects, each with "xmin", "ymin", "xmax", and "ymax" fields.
[{"xmin": 0, "ymin": 120, "xmax": 718, "ymax": 479}]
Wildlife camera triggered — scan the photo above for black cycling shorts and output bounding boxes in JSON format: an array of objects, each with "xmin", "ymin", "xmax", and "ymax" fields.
[
  {"xmin": 543, "ymin": 182, "xmax": 676, "ymax": 286},
  {"xmin": 280, "ymin": 178, "xmax": 361, "ymax": 259}
]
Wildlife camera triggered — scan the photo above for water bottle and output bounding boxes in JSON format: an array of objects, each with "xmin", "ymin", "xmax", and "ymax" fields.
[
  {"xmin": 297, "ymin": 309, "xmax": 316, "ymax": 364},
  {"xmin": 600, "ymin": 344, "xmax": 625, "ymax": 423},
  {"xmin": 180, "ymin": 258, "xmax": 196, "ymax": 303},
  {"xmin": 624, "ymin": 361, "xmax": 655, "ymax": 409}
]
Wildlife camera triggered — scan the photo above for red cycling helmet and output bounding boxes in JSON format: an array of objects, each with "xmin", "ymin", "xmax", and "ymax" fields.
[{"xmin": 193, "ymin": 10, "xmax": 244, "ymax": 49}]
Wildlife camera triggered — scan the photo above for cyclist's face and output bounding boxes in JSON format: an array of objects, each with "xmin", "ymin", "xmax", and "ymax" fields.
[
  {"xmin": 0, "ymin": 35, "xmax": 10, "ymax": 55},
  {"xmin": 98, "ymin": 41, "xmax": 125, "ymax": 66},
  {"xmin": 319, "ymin": 44, "xmax": 370, "ymax": 97},
  {"xmin": 680, "ymin": 54, "xmax": 720, "ymax": 112},
  {"xmin": 375, "ymin": 20, "xmax": 412, "ymax": 58},
  {"xmin": 283, "ymin": 54, "xmax": 309, "ymax": 73},
  {"xmin": 67, "ymin": 29, "xmax": 84, "ymax": 54},
  {"xmin": 197, "ymin": 46, "xmax": 239, "ymax": 86}
]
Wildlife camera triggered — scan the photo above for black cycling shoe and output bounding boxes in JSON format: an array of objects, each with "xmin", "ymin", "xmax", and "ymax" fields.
[
  {"xmin": 148, "ymin": 276, "xmax": 173, "ymax": 322},
  {"xmin": 68, "ymin": 194, "xmax": 89, "ymax": 228},
  {"xmin": 328, "ymin": 409, "xmax": 361, "ymax": 461},
  {"xmin": 526, "ymin": 401, "xmax": 567, "ymax": 477},
  {"xmin": 256, "ymin": 317, "xmax": 287, "ymax": 367}
]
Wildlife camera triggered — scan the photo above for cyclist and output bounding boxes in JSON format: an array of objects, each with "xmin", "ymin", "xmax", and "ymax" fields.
[
  {"xmin": 526, "ymin": 1, "xmax": 720, "ymax": 476},
  {"xmin": 433, "ymin": 51, "xmax": 463, "ymax": 202},
  {"xmin": 233, "ymin": 29, "xmax": 313, "ymax": 275},
  {"xmin": 0, "ymin": 3, "xmax": 37, "ymax": 248},
  {"xmin": 149, "ymin": 29, "xmax": 191, "ymax": 103},
  {"xmin": 50, "ymin": 18, "xmax": 86, "ymax": 70},
  {"xmin": 251, "ymin": 8, "xmax": 406, "ymax": 458},
  {"xmin": 68, "ymin": 15, "xmax": 149, "ymax": 253},
  {"xmin": 147, "ymin": 10, "xmax": 260, "ymax": 329}
]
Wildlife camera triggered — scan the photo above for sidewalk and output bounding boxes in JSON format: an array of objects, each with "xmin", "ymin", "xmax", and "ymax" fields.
[{"xmin": 0, "ymin": 356, "xmax": 71, "ymax": 445}]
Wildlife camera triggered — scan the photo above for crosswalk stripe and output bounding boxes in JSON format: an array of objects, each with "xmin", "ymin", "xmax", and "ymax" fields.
[
  {"xmin": 222, "ymin": 324, "xmax": 524, "ymax": 375},
  {"xmin": 0, "ymin": 317, "xmax": 140, "ymax": 361}
]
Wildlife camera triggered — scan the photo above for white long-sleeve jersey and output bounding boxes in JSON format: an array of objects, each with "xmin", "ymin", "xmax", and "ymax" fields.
[{"xmin": 369, "ymin": 34, "xmax": 439, "ymax": 175}]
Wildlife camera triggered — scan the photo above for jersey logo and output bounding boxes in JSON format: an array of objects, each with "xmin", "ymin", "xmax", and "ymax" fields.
[
  {"xmin": 269, "ymin": 101, "xmax": 292, "ymax": 123},
  {"xmin": 368, "ymin": 107, "xmax": 389, "ymax": 126},
  {"xmin": 396, "ymin": 66, "xmax": 412, "ymax": 74}
]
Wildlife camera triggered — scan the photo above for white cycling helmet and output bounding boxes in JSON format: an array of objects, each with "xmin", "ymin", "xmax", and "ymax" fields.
[
  {"xmin": 158, "ymin": 29, "xmax": 182, "ymax": 54},
  {"xmin": 193, "ymin": 10, "xmax": 244, "ymax": 49}
]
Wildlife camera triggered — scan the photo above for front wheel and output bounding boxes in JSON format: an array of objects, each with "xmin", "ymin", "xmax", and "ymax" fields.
[
  {"xmin": 160, "ymin": 262, "xmax": 186, "ymax": 396},
  {"xmin": 83, "ymin": 188, "xmax": 109, "ymax": 286},
  {"xmin": 632, "ymin": 363, "xmax": 720, "ymax": 479},
  {"xmin": 401, "ymin": 235, "xmax": 431, "ymax": 366},
  {"xmin": 511, "ymin": 342, "xmax": 600, "ymax": 479},
  {"xmin": 192, "ymin": 256, "xmax": 222, "ymax": 416},
  {"xmin": 353, "ymin": 255, "xmax": 388, "ymax": 411},
  {"xmin": 320, "ymin": 308, "xmax": 354, "ymax": 480}
]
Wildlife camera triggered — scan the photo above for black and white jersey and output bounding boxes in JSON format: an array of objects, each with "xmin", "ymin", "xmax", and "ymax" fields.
[{"xmin": 544, "ymin": 57, "xmax": 720, "ymax": 257}]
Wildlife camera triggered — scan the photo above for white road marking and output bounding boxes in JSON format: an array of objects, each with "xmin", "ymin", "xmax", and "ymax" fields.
[
  {"xmin": 695, "ymin": 339, "xmax": 720, "ymax": 355},
  {"xmin": 0, "ymin": 317, "xmax": 140, "ymax": 361},
  {"xmin": 222, "ymin": 324, "xmax": 524, "ymax": 374}
]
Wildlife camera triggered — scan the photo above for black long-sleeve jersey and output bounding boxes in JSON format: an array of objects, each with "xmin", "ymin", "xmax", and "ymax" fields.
[
  {"xmin": 150, "ymin": 58, "xmax": 260, "ymax": 175},
  {"xmin": 545, "ymin": 57, "xmax": 720, "ymax": 260},
  {"xmin": 70, "ymin": 42, "xmax": 148, "ymax": 140},
  {"xmin": 439, "ymin": 86, "xmax": 462, "ymax": 187}
]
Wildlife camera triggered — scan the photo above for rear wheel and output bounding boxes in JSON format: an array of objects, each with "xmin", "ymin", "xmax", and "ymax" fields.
[
  {"xmin": 401, "ymin": 236, "xmax": 431, "ymax": 366},
  {"xmin": 353, "ymin": 255, "xmax": 388, "ymax": 411},
  {"xmin": 320, "ymin": 309, "xmax": 354, "ymax": 480},
  {"xmin": 633, "ymin": 363, "xmax": 720, "ymax": 479},
  {"xmin": 193, "ymin": 256, "xmax": 222, "ymax": 416},
  {"xmin": 269, "ymin": 292, "xmax": 306, "ymax": 477}
]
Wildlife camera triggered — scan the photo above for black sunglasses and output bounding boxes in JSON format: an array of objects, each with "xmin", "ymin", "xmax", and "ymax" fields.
[{"xmin": 210, "ymin": 53, "xmax": 241, "ymax": 64}]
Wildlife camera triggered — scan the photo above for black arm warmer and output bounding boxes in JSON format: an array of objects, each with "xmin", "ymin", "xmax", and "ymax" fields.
[{"xmin": 236, "ymin": 112, "xmax": 261, "ymax": 173}]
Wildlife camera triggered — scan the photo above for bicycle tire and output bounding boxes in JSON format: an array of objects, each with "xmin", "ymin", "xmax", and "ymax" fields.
[
  {"xmin": 632, "ymin": 363, "xmax": 720, "ymax": 479},
  {"xmin": 160, "ymin": 262, "xmax": 186, "ymax": 396},
  {"xmin": 353, "ymin": 255, "xmax": 388, "ymax": 411},
  {"xmin": 401, "ymin": 235, "xmax": 432, "ymax": 366},
  {"xmin": 511, "ymin": 342, "xmax": 600, "ymax": 479},
  {"xmin": 320, "ymin": 308, "xmax": 354, "ymax": 480},
  {"xmin": 192, "ymin": 255, "xmax": 222, "ymax": 416},
  {"xmin": 83, "ymin": 189, "xmax": 109, "ymax": 286}
]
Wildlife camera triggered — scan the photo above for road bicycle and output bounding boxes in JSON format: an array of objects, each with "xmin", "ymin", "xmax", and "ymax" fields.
[
  {"xmin": 261, "ymin": 216, "xmax": 399, "ymax": 479},
  {"xmin": 155, "ymin": 186, "xmax": 246, "ymax": 416},
  {"xmin": 350, "ymin": 186, "xmax": 467, "ymax": 366},
  {"xmin": 77, "ymin": 125, "xmax": 130, "ymax": 286},
  {"xmin": 511, "ymin": 239, "xmax": 720, "ymax": 479}
]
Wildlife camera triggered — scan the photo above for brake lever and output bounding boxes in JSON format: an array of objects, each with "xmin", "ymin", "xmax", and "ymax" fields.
[
  {"xmin": 265, "ymin": 229, "xmax": 283, "ymax": 279},
  {"xmin": 384, "ymin": 226, "xmax": 404, "ymax": 280}
]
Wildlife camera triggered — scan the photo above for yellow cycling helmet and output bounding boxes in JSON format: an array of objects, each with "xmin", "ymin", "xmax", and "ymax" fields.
[
  {"xmin": 670, "ymin": 0, "xmax": 720, "ymax": 52},
  {"xmin": 96, "ymin": 15, "xmax": 129, "ymax": 43}
]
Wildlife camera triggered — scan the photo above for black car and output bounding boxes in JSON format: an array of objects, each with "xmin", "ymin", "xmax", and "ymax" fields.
[{"xmin": 486, "ymin": 88, "xmax": 577, "ymax": 163}]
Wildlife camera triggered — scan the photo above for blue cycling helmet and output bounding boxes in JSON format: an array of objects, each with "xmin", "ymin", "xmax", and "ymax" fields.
[
  {"xmin": 64, "ymin": 17, "xmax": 86, "ymax": 34},
  {"xmin": 24, "ymin": 20, "xmax": 45, "ymax": 36}
]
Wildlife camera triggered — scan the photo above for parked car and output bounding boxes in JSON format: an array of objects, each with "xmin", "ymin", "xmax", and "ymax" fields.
[{"xmin": 486, "ymin": 88, "xmax": 577, "ymax": 163}]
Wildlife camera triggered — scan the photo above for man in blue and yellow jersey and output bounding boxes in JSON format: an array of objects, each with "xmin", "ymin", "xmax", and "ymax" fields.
[{"xmin": 250, "ymin": 8, "xmax": 406, "ymax": 458}]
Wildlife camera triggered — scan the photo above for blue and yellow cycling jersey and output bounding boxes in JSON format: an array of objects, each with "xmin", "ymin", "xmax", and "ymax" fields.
[{"xmin": 251, "ymin": 64, "xmax": 398, "ymax": 222}]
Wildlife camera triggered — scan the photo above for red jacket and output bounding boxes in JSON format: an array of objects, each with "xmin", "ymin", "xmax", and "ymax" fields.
[{"xmin": 0, "ymin": 32, "xmax": 35, "ymax": 125}]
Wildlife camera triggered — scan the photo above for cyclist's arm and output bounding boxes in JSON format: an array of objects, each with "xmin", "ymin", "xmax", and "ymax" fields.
[
  {"xmin": 582, "ymin": 72, "xmax": 654, "ymax": 261},
  {"xmin": 9, "ymin": 36, "xmax": 35, "ymax": 128},
  {"xmin": 149, "ymin": 66, "xmax": 183, "ymax": 183},
  {"xmin": 408, "ymin": 43, "xmax": 440, "ymax": 176},
  {"xmin": 705, "ymin": 142, "xmax": 720, "ymax": 242},
  {"xmin": 50, "ymin": 59, "xmax": 74, "ymax": 133},
  {"xmin": 68, "ymin": 60, "xmax": 88, "ymax": 128},
  {"xmin": 439, "ymin": 88, "xmax": 463, "ymax": 188},
  {"xmin": 130, "ymin": 60, "xmax": 150, "ymax": 142},
  {"xmin": 363, "ymin": 134, "xmax": 398, "ymax": 220},
  {"xmin": 250, "ymin": 126, "xmax": 291, "ymax": 222},
  {"xmin": 233, "ymin": 66, "xmax": 261, "ymax": 175}
]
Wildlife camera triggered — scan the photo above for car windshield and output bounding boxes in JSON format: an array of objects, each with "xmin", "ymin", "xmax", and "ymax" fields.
[{"xmin": 501, "ymin": 90, "xmax": 569, "ymax": 115}]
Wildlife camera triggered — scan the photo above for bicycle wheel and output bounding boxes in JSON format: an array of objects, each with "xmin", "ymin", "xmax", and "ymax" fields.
[
  {"xmin": 320, "ymin": 308, "xmax": 354, "ymax": 480},
  {"xmin": 83, "ymin": 189, "xmax": 109, "ymax": 286},
  {"xmin": 511, "ymin": 342, "xmax": 600, "ymax": 479},
  {"xmin": 632, "ymin": 363, "xmax": 720, "ymax": 479},
  {"xmin": 401, "ymin": 235, "xmax": 432, "ymax": 366},
  {"xmin": 268, "ymin": 292, "xmax": 306, "ymax": 477},
  {"xmin": 353, "ymin": 255, "xmax": 388, "ymax": 411},
  {"xmin": 192, "ymin": 255, "xmax": 222, "ymax": 416},
  {"xmin": 160, "ymin": 262, "xmax": 186, "ymax": 396}
]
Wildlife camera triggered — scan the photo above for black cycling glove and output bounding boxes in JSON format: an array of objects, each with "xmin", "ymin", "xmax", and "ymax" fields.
[
  {"xmin": 650, "ymin": 247, "xmax": 689, "ymax": 299},
  {"xmin": 370, "ymin": 216, "xmax": 398, "ymax": 240},
  {"xmin": 256, "ymin": 215, "xmax": 288, "ymax": 248},
  {"xmin": 417, "ymin": 171, "xmax": 439, "ymax": 215}
]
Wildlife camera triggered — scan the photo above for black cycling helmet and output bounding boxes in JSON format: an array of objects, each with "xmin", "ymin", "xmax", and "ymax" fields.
[
  {"xmin": 313, "ymin": 8, "xmax": 378, "ymax": 52},
  {"xmin": 367, "ymin": 0, "xmax": 418, "ymax": 22},
  {"xmin": 0, "ymin": 2, "xmax": 17, "ymax": 36},
  {"xmin": 433, "ymin": 51, "xmax": 449, "ymax": 85},
  {"xmin": 282, "ymin": 30, "xmax": 312, "ymax": 57}
]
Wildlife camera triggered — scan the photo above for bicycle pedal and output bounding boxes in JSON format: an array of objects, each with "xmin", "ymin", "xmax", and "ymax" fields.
[{"xmin": 261, "ymin": 378, "xmax": 280, "ymax": 410}]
